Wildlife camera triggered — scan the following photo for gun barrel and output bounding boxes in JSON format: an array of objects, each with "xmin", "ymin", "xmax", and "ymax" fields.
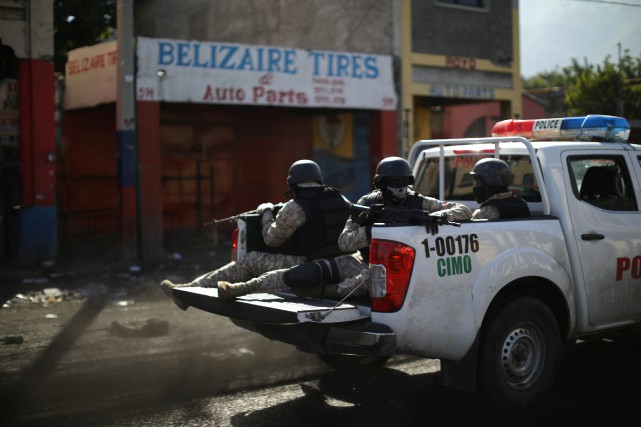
[{"xmin": 350, "ymin": 204, "xmax": 370, "ymax": 214}]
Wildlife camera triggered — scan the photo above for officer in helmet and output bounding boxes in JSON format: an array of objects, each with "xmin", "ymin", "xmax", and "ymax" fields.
[
  {"xmin": 470, "ymin": 158, "xmax": 530, "ymax": 220},
  {"xmin": 161, "ymin": 159, "xmax": 366, "ymax": 300},
  {"xmin": 338, "ymin": 156, "xmax": 473, "ymax": 259}
]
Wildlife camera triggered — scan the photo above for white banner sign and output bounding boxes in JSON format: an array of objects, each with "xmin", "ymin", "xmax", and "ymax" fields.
[
  {"xmin": 65, "ymin": 40, "xmax": 118, "ymax": 110},
  {"xmin": 136, "ymin": 37, "xmax": 397, "ymax": 110}
]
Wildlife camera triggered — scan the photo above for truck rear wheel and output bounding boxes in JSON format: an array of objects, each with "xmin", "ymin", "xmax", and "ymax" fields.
[{"xmin": 478, "ymin": 296, "xmax": 561, "ymax": 411}]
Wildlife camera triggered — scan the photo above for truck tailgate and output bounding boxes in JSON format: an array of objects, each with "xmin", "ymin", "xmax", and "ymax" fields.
[{"xmin": 172, "ymin": 287, "xmax": 371, "ymax": 325}]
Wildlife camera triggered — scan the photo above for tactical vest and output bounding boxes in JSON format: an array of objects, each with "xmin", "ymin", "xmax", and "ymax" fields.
[
  {"xmin": 293, "ymin": 186, "xmax": 352, "ymax": 261},
  {"xmin": 356, "ymin": 190, "xmax": 424, "ymax": 260},
  {"xmin": 483, "ymin": 196, "xmax": 531, "ymax": 219}
]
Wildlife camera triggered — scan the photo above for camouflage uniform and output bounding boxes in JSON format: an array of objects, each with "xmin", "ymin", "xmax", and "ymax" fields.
[
  {"xmin": 186, "ymin": 200, "xmax": 308, "ymax": 288},
  {"xmin": 217, "ymin": 192, "xmax": 370, "ymax": 298},
  {"xmin": 472, "ymin": 191, "xmax": 512, "ymax": 220},
  {"xmin": 223, "ymin": 251, "xmax": 369, "ymax": 298}
]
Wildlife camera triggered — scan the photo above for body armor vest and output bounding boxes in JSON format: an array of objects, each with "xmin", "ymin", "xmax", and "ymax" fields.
[
  {"xmin": 483, "ymin": 196, "xmax": 531, "ymax": 219},
  {"xmin": 293, "ymin": 186, "xmax": 351, "ymax": 261}
]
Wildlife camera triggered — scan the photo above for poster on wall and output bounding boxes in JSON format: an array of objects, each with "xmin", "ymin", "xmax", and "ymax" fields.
[
  {"xmin": 313, "ymin": 113, "xmax": 353, "ymax": 190},
  {"xmin": 136, "ymin": 37, "xmax": 397, "ymax": 110}
]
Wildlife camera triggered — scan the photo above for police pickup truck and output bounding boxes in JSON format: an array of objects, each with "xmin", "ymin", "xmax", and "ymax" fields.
[{"xmin": 168, "ymin": 115, "xmax": 641, "ymax": 410}]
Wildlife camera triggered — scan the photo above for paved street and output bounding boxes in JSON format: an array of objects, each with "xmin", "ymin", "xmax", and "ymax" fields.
[{"xmin": 1, "ymin": 233, "xmax": 641, "ymax": 426}]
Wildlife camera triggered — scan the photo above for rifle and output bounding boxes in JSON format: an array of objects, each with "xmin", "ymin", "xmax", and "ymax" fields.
[
  {"xmin": 350, "ymin": 203, "xmax": 461, "ymax": 235},
  {"xmin": 204, "ymin": 211, "xmax": 257, "ymax": 227},
  {"xmin": 204, "ymin": 203, "xmax": 285, "ymax": 227}
]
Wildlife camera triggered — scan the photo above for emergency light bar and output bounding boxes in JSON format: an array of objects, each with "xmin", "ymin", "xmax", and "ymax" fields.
[{"xmin": 492, "ymin": 115, "xmax": 630, "ymax": 143}]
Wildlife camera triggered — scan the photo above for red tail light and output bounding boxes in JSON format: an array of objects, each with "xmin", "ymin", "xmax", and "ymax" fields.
[
  {"xmin": 231, "ymin": 227, "xmax": 239, "ymax": 261},
  {"xmin": 369, "ymin": 239, "xmax": 415, "ymax": 312}
]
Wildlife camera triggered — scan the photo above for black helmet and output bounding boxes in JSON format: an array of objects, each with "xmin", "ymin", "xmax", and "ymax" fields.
[
  {"xmin": 373, "ymin": 157, "xmax": 414, "ymax": 188},
  {"xmin": 470, "ymin": 158, "xmax": 513, "ymax": 187},
  {"xmin": 287, "ymin": 159, "xmax": 323, "ymax": 186}
]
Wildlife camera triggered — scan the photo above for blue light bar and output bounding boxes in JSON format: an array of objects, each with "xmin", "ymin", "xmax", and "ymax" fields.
[{"xmin": 561, "ymin": 115, "xmax": 630, "ymax": 142}]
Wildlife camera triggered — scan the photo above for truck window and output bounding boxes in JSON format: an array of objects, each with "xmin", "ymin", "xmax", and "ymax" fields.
[
  {"xmin": 568, "ymin": 155, "xmax": 638, "ymax": 211},
  {"xmin": 414, "ymin": 154, "xmax": 541, "ymax": 202}
]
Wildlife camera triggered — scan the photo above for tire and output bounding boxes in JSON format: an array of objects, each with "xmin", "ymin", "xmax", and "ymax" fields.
[
  {"xmin": 478, "ymin": 296, "xmax": 561, "ymax": 411},
  {"xmin": 318, "ymin": 353, "xmax": 391, "ymax": 371}
]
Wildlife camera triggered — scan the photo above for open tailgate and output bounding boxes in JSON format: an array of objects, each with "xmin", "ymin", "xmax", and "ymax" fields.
[{"xmin": 171, "ymin": 287, "xmax": 370, "ymax": 324}]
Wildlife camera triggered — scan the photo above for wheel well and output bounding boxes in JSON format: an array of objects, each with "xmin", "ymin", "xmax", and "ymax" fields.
[{"xmin": 482, "ymin": 277, "xmax": 569, "ymax": 340}]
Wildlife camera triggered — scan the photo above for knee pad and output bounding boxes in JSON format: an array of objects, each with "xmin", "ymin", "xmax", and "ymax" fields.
[{"xmin": 283, "ymin": 259, "xmax": 341, "ymax": 289}]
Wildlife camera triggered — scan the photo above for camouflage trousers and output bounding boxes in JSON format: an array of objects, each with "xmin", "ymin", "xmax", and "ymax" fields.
[
  {"xmin": 191, "ymin": 251, "xmax": 306, "ymax": 287},
  {"xmin": 226, "ymin": 252, "xmax": 370, "ymax": 298}
]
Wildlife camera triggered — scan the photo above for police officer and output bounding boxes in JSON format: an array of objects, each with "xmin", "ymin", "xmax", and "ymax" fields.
[
  {"xmin": 470, "ymin": 158, "xmax": 531, "ymax": 220},
  {"xmin": 162, "ymin": 159, "xmax": 364, "ymax": 300},
  {"xmin": 338, "ymin": 156, "xmax": 473, "ymax": 258}
]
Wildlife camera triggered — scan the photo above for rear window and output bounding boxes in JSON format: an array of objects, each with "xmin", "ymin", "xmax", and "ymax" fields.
[{"xmin": 414, "ymin": 154, "xmax": 541, "ymax": 202}]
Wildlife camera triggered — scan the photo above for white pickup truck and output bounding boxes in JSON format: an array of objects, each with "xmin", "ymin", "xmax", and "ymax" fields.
[{"xmin": 168, "ymin": 115, "xmax": 641, "ymax": 410}]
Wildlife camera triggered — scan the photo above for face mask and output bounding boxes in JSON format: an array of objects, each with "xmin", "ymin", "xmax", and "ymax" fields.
[
  {"xmin": 473, "ymin": 185, "xmax": 489, "ymax": 204},
  {"xmin": 386, "ymin": 185, "xmax": 408, "ymax": 201}
]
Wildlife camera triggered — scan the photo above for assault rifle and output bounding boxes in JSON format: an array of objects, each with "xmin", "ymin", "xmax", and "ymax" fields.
[
  {"xmin": 350, "ymin": 203, "xmax": 461, "ymax": 235},
  {"xmin": 204, "ymin": 203, "xmax": 285, "ymax": 226}
]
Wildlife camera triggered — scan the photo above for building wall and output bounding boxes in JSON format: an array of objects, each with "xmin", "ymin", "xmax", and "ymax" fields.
[
  {"xmin": 0, "ymin": 1, "xmax": 56, "ymax": 262},
  {"xmin": 401, "ymin": 0, "xmax": 522, "ymax": 155},
  {"xmin": 412, "ymin": 0, "xmax": 513, "ymax": 63},
  {"xmin": 55, "ymin": 0, "xmax": 524, "ymax": 260},
  {"xmin": 135, "ymin": 0, "xmax": 396, "ymax": 55}
]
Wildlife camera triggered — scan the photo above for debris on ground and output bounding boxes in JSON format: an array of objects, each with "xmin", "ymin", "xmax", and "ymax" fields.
[
  {"xmin": 109, "ymin": 318, "xmax": 169, "ymax": 338},
  {"xmin": 1, "ymin": 335, "xmax": 24, "ymax": 344}
]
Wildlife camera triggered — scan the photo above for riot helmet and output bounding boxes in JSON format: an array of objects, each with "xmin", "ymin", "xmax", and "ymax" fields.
[
  {"xmin": 373, "ymin": 157, "xmax": 414, "ymax": 203},
  {"xmin": 287, "ymin": 159, "xmax": 323, "ymax": 187},
  {"xmin": 470, "ymin": 158, "xmax": 512, "ymax": 203}
]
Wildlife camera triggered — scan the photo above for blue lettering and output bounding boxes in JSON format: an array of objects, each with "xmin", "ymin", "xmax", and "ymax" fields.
[
  {"xmin": 158, "ymin": 42, "xmax": 174, "ymax": 65},
  {"xmin": 237, "ymin": 48, "xmax": 254, "ymax": 71},
  {"xmin": 208, "ymin": 44, "xmax": 217, "ymax": 68},
  {"xmin": 310, "ymin": 51, "xmax": 324, "ymax": 76},
  {"xmin": 176, "ymin": 42, "xmax": 191, "ymax": 66},
  {"xmin": 256, "ymin": 47, "xmax": 264, "ymax": 71},
  {"xmin": 267, "ymin": 48, "xmax": 282, "ymax": 72},
  {"xmin": 192, "ymin": 43, "xmax": 208, "ymax": 68},
  {"xmin": 219, "ymin": 45, "xmax": 237, "ymax": 70},
  {"xmin": 364, "ymin": 56, "xmax": 378, "ymax": 78},
  {"xmin": 283, "ymin": 49, "xmax": 297, "ymax": 74},
  {"xmin": 336, "ymin": 54, "xmax": 350, "ymax": 77},
  {"xmin": 352, "ymin": 56, "xmax": 362, "ymax": 79}
]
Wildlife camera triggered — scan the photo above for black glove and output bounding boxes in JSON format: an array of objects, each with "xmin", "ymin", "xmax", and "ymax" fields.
[
  {"xmin": 353, "ymin": 211, "xmax": 375, "ymax": 226},
  {"xmin": 352, "ymin": 205, "xmax": 383, "ymax": 226},
  {"xmin": 427, "ymin": 212, "xmax": 448, "ymax": 235}
]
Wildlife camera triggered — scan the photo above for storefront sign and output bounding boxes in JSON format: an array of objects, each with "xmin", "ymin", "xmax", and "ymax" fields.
[
  {"xmin": 65, "ymin": 40, "xmax": 118, "ymax": 110},
  {"xmin": 427, "ymin": 83, "xmax": 496, "ymax": 100},
  {"xmin": 136, "ymin": 37, "xmax": 397, "ymax": 110}
]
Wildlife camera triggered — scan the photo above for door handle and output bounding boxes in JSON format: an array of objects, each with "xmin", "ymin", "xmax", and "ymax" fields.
[{"xmin": 581, "ymin": 233, "xmax": 605, "ymax": 241}]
